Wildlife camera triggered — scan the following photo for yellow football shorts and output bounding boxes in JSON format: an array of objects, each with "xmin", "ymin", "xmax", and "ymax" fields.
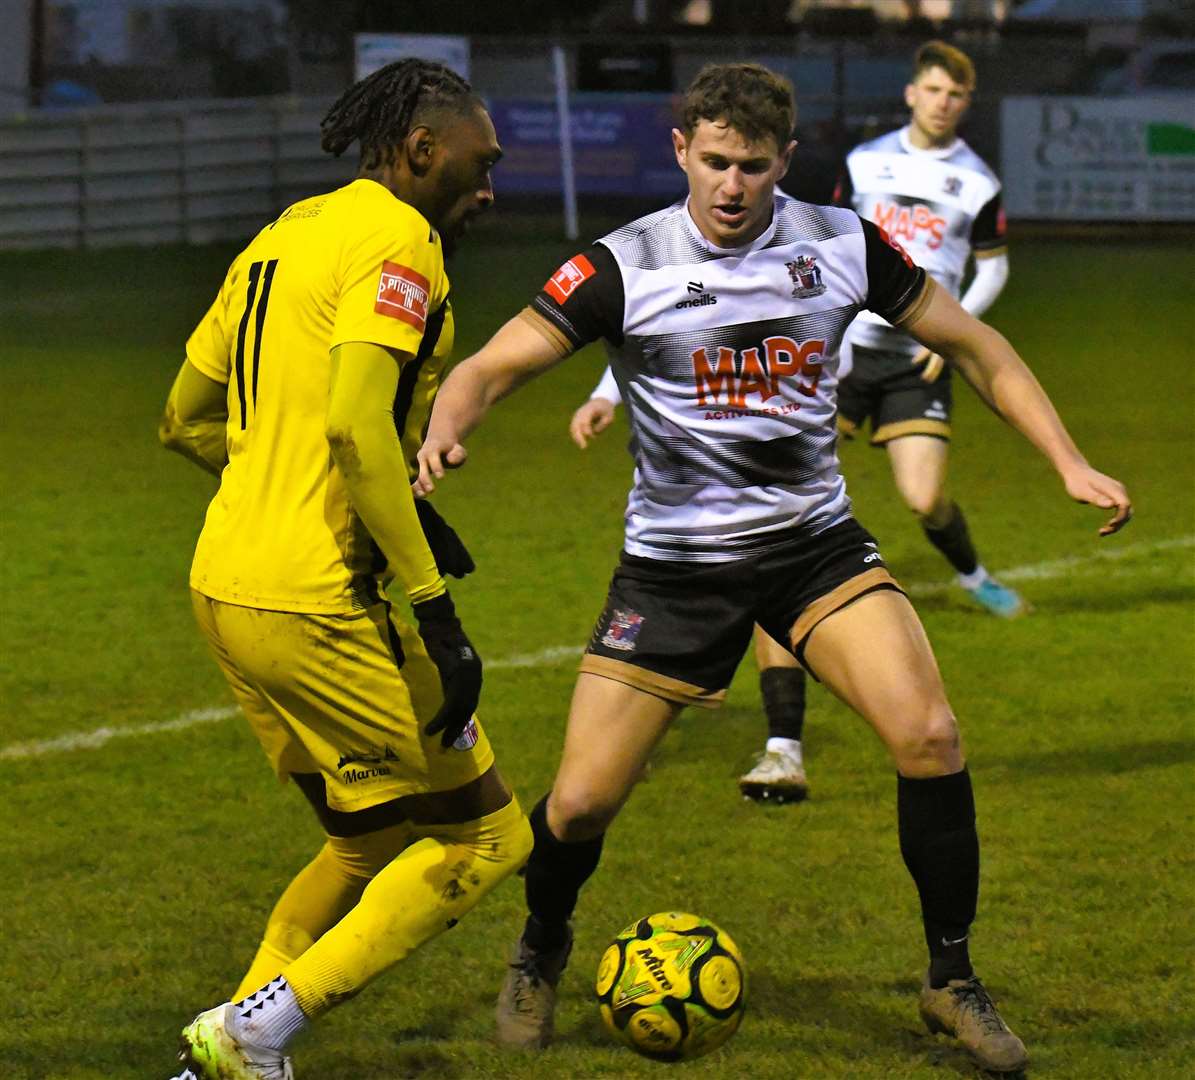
[{"xmin": 191, "ymin": 590, "xmax": 494, "ymax": 813}]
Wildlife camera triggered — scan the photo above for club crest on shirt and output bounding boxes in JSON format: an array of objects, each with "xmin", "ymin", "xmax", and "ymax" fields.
[
  {"xmin": 601, "ymin": 609, "xmax": 644, "ymax": 652},
  {"xmin": 786, "ymin": 255, "xmax": 827, "ymax": 299}
]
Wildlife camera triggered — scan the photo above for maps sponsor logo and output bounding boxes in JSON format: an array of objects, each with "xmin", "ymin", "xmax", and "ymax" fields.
[
  {"xmin": 691, "ymin": 336, "xmax": 826, "ymax": 409},
  {"xmin": 871, "ymin": 201, "xmax": 946, "ymax": 250},
  {"xmin": 375, "ymin": 261, "xmax": 430, "ymax": 330}
]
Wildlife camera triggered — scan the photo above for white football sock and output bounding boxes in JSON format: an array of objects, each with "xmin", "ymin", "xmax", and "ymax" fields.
[
  {"xmin": 957, "ymin": 565, "xmax": 990, "ymax": 591},
  {"xmin": 766, "ymin": 737, "xmax": 802, "ymax": 763},
  {"xmin": 229, "ymin": 975, "xmax": 308, "ymax": 1052}
]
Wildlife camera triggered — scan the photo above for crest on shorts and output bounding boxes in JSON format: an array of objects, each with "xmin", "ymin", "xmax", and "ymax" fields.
[
  {"xmin": 601, "ymin": 609, "xmax": 644, "ymax": 652},
  {"xmin": 786, "ymin": 255, "xmax": 827, "ymax": 299},
  {"xmin": 943, "ymin": 175, "xmax": 963, "ymax": 196},
  {"xmin": 452, "ymin": 717, "xmax": 480, "ymax": 751}
]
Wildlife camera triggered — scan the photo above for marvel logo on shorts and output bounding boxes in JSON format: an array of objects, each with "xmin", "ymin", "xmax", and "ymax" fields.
[
  {"xmin": 544, "ymin": 254, "xmax": 596, "ymax": 305},
  {"xmin": 375, "ymin": 260, "xmax": 430, "ymax": 330},
  {"xmin": 601, "ymin": 609, "xmax": 644, "ymax": 652}
]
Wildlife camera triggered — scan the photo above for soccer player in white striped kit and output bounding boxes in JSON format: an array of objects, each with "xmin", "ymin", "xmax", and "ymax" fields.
[
  {"xmin": 418, "ymin": 63, "xmax": 1130, "ymax": 1073},
  {"xmin": 570, "ymin": 42, "xmax": 1024, "ymax": 807},
  {"xmin": 836, "ymin": 40, "xmax": 1024, "ymax": 618}
]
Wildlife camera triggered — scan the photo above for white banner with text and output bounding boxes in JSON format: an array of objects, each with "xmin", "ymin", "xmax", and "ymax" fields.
[{"xmin": 1001, "ymin": 96, "xmax": 1195, "ymax": 221}]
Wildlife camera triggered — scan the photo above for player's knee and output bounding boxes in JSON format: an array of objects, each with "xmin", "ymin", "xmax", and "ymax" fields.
[
  {"xmin": 548, "ymin": 786, "xmax": 619, "ymax": 842},
  {"xmin": 328, "ymin": 827, "xmax": 408, "ymax": 881},
  {"xmin": 891, "ymin": 705, "xmax": 962, "ymax": 774},
  {"xmin": 448, "ymin": 803, "xmax": 533, "ymax": 893},
  {"xmin": 502, "ymin": 806, "xmax": 535, "ymax": 870},
  {"xmin": 261, "ymin": 919, "xmax": 319, "ymax": 963},
  {"xmin": 904, "ymin": 487, "xmax": 942, "ymax": 521}
]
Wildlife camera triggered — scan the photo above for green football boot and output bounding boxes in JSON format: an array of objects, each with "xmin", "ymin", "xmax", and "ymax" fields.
[{"xmin": 173, "ymin": 1003, "xmax": 294, "ymax": 1080}]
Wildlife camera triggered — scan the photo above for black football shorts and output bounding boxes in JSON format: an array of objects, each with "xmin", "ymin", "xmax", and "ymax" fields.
[
  {"xmin": 580, "ymin": 518, "xmax": 903, "ymax": 706},
  {"xmin": 837, "ymin": 344, "xmax": 953, "ymax": 445}
]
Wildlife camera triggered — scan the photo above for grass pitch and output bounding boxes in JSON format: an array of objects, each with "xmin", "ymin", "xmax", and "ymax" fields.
[{"xmin": 1, "ymin": 217, "xmax": 1193, "ymax": 1079}]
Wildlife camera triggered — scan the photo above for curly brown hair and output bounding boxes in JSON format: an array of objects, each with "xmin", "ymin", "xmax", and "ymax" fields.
[{"xmin": 680, "ymin": 62, "xmax": 796, "ymax": 153}]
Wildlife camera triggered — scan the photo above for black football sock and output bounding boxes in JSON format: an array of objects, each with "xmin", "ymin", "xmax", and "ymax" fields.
[
  {"xmin": 760, "ymin": 666, "xmax": 807, "ymax": 742},
  {"xmin": 922, "ymin": 502, "xmax": 979, "ymax": 577},
  {"xmin": 522, "ymin": 794, "xmax": 603, "ymax": 952},
  {"xmin": 897, "ymin": 768, "xmax": 979, "ymax": 988}
]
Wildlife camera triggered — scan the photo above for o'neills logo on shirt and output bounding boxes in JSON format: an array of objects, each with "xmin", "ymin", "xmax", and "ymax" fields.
[
  {"xmin": 544, "ymin": 254, "xmax": 595, "ymax": 304},
  {"xmin": 691, "ymin": 336, "xmax": 826, "ymax": 409},
  {"xmin": 375, "ymin": 261, "xmax": 430, "ymax": 330}
]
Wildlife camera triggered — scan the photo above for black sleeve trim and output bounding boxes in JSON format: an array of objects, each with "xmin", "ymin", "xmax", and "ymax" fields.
[
  {"xmin": 529, "ymin": 243, "xmax": 624, "ymax": 350},
  {"xmin": 528, "ymin": 296, "xmax": 582, "ymax": 349},
  {"xmin": 970, "ymin": 191, "xmax": 1006, "ymax": 252},
  {"xmin": 860, "ymin": 217, "xmax": 927, "ymax": 323}
]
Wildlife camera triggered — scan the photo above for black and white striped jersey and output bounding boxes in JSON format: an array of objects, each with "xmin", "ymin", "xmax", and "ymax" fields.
[
  {"xmin": 837, "ymin": 126, "xmax": 1005, "ymax": 356},
  {"xmin": 528, "ymin": 193, "xmax": 928, "ymax": 563}
]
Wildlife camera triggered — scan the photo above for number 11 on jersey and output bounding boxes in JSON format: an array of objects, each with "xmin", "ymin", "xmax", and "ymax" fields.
[{"xmin": 233, "ymin": 258, "xmax": 278, "ymax": 429}]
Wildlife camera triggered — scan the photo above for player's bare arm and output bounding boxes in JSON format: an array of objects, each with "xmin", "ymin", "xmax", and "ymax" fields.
[
  {"xmin": 912, "ymin": 250, "xmax": 1011, "ymax": 383},
  {"xmin": 415, "ymin": 311, "xmax": 572, "ymax": 494},
  {"xmin": 904, "ymin": 283, "xmax": 1131, "ymax": 535},
  {"xmin": 159, "ymin": 359, "xmax": 230, "ymax": 477}
]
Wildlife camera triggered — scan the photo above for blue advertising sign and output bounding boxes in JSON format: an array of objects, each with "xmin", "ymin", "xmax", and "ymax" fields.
[{"xmin": 489, "ymin": 94, "xmax": 686, "ymax": 198}]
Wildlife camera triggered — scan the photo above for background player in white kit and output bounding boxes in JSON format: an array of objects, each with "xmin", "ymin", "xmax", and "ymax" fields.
[
  {"xmin": 418, "ymin": 63, "xmax": 1130, "ymax": 1074},
  {"xmin": 836, "ymin": 40, "xmax": 1024, "ymax": 618}
]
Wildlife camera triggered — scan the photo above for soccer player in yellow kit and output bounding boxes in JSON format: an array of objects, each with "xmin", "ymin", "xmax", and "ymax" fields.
[{"xmin": 158, "ymin": 59, "xmax": 531, "ymax": 1080}]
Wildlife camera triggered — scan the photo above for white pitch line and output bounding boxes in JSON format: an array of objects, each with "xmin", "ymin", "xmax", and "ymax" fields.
[
  {"xmin": 0, "ymin": 646, "xmax": 584, "ymax": 762},
  {"xmin": 2, "ymin": 537, "xmax": 1190, "ymax": 763},
  {"xmin": 0, "ymin": 706, "xmax": 239, "ymax": 761},
  {"xmin": 904, "ymin": 534, "xmax": 1193, "ymax": 596}
]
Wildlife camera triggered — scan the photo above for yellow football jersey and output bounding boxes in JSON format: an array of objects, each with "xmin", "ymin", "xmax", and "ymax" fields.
[{"xmin": 187, "ymin": 178, "xmax": 454, "ymax": 614}]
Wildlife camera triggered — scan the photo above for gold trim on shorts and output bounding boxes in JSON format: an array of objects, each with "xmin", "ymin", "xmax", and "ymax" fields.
[
  {"xmin": 871, "ymin": 418, "xmax": 952, "ymax": 445},
  {"xmin": 837, "ymin": 415, "xmax": 859, "ymax": 438},
  {"xmin": 788, "ymin": 567, "xmax": 905, "ymax": 657},
  {"xmin": 578, "ymin": 654, "xmax": 727, "ymax": 709},
  {"xmin": 974, "ymin": 245, "xmax": 1008, "ymax": 260}
]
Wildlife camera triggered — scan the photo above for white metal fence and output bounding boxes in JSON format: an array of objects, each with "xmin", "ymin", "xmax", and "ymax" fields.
[{"xmin": 0, "ymin": 97, "xmax": 354, "ymax": 250}]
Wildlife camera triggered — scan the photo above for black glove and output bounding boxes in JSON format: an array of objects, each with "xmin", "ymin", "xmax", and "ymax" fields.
[
  {"xmin": 413, "ymin": 592, "xmax": 482, "ymax": 748},
  {"xmin": 414, "ymin": 499, "xmax": 475, "ymax": 579}
]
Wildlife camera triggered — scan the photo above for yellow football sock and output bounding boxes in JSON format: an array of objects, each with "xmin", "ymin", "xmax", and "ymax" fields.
[
  {"xmin": 234, "ymin": 822, "xmax": 410, "ymax": 999},
  {"xmin": 282, "ymin": 796, "xmax": 531, "ymax": 1019}
]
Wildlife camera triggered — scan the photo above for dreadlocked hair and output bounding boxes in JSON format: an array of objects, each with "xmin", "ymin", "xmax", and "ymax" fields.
[{"xmin": 320, "ymin": 58, "xmax": 478, "ymax": 170}]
